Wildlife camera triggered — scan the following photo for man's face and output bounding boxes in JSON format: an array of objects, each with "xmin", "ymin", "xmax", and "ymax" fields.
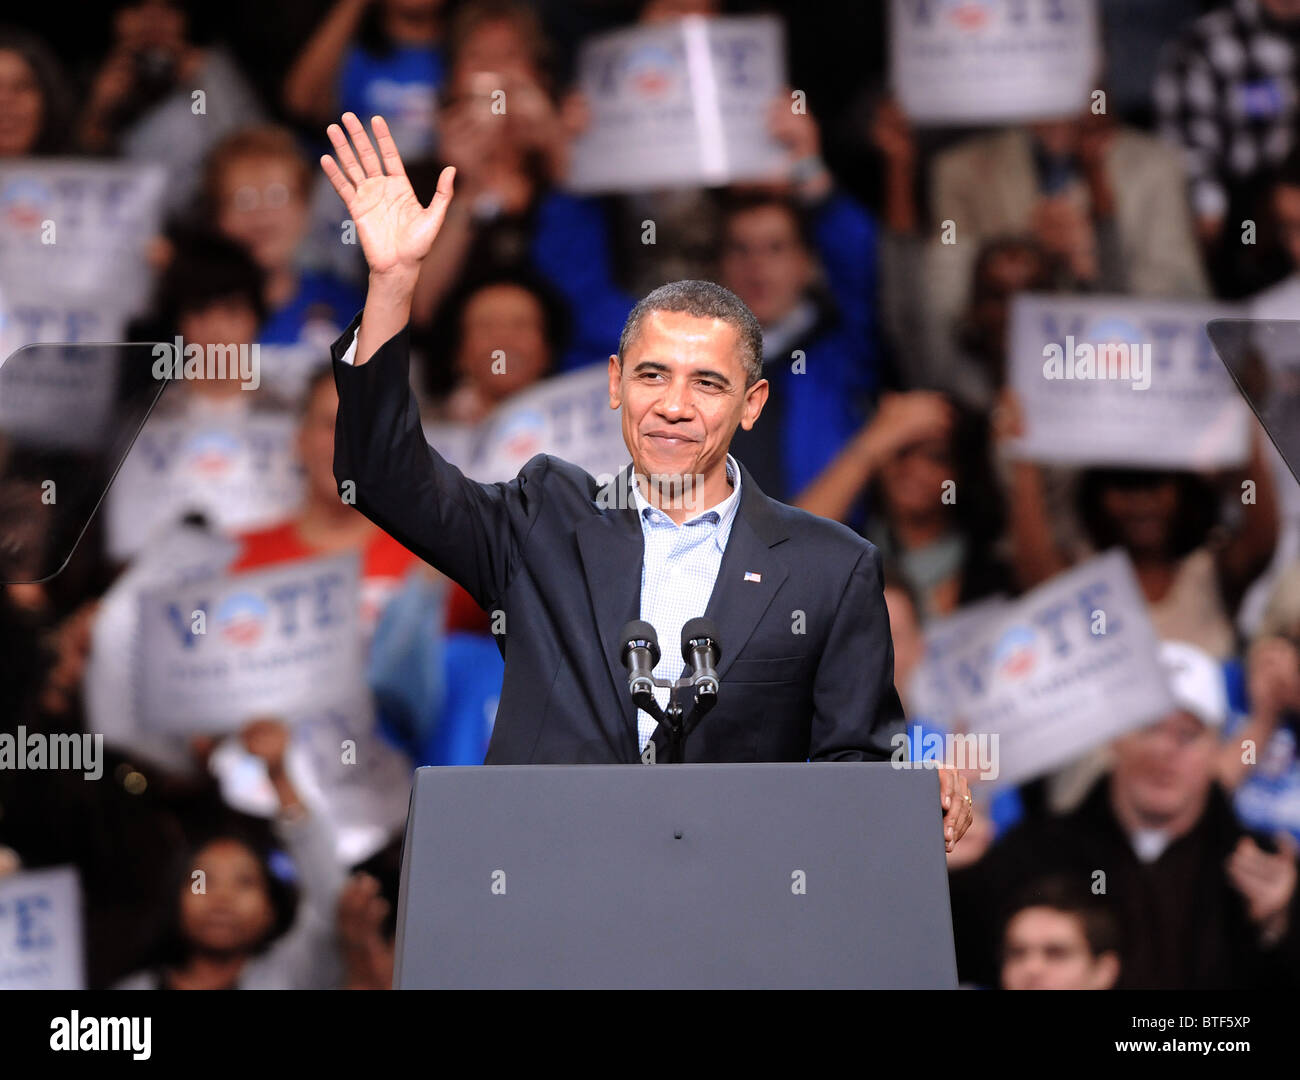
[
  {"xmin": 609, "ymin": 310, "xmax": 766, "ymax": 497},
  {"xmin": 720, "ymin": 205, "xmax": 814, "ymax": 326},
  {"xmin": 1111, "ymin": 710, "xmax": 1217, "ymax": 824},
  {"xmin": 1001, "ymin": 907, "xmax": 1118, "ymax": 990}
]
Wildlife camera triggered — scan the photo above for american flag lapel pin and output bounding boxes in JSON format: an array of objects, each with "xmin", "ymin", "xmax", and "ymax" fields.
[{"xmin": 744, "ymin": 571, "xmax": 762, "ymax": 583}]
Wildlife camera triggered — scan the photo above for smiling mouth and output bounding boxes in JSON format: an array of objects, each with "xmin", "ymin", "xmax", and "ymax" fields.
[{"xmin": 645, "ymin": 432, "xmax": 696, "ymax": 446}]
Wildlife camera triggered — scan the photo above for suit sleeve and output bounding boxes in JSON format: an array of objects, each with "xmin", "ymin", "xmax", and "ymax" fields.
[
  {"xmin": 809, "ymin": 543, "xmax": 906, "ymax": 762},
  {"xmin": 330, "ymin": 313, "xmax": 548, "ymax": 611}
]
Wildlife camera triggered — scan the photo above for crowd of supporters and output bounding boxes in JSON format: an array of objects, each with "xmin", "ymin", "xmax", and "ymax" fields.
[{"xmin": 2, "ymin": 0, "xmax": 1300, "ymax": 989}]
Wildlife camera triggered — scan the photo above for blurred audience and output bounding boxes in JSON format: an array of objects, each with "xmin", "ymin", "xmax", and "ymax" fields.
[
  {"xmin": 950, "ymin": 641, "xmax": 1300, "ymax": 989},
  {"xmin": 997, "ymin": 875, "xmax": 1122, "ymax": 991},
  {"xmin": 81, "ymin": 0, "xmax": 265, "ymax": 220},
  {"xmin": 3, "ymin": 0, "xmax": 1300, "ymax": 992},
  {"xmin": 204, "ymin": 126, "xmax": 364, "ymax": 352},
  {"xmin": 285, "ymin": 0, "xmax": 447, "ymax": 158},
  {"xmin": 1156, "ymin": 0, "xmax": 1300, "ymax": 295},
  {"xmin": 0, "ymin": 26, "xmax": 74, "ymax": 157}
]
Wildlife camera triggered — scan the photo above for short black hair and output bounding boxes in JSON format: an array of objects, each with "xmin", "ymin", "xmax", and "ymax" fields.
[
  {"xmin": 618, "ymin": 279, "xmax": 764, "ymax": 388},
  {"xmin": 1075, "ymin": 467, "xmax": 1218, "ymax": 560},
  {"xmin": 148, "ymin": 815, "xmax": 298, "ymax": 972},
  {"xmin": 151, "ymin": 230, "xmax": 268, "ymax": 333},
  {"xmin": 419, "ymin": 266, "xmax": 570, "ymax": 400},
  {"xmin": 719, "ymin": 190, "xmax": 817, "ymax": 256},
  {"xmin": 999, "ymin": 874, "xmax": 1122, "ymax": 960}
]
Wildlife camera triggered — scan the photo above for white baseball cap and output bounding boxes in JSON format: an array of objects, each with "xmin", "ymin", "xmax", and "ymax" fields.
[{"xmin": 1159, "ymin": 640, "xmax": 1228, "ymax": 729}]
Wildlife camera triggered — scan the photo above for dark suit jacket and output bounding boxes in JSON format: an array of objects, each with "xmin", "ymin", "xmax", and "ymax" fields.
[{"xmin": 331, "ymin": 316, "xmax": 905, "ymax": 764}]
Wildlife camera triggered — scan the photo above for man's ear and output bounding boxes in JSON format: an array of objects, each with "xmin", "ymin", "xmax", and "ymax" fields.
[
  {"xmin": 1089, "ymin": 951, "xmax": 1121, "ymax": 991},
  {"xmin": 739, "ymin": 378, "xmax": 769, "ymax": 432},
  {"xmin": 607, "ymin": 354, "xmax": 622, "ymax": 409}
]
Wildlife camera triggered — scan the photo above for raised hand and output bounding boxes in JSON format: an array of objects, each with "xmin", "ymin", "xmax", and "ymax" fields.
[{"xmin": 320, "ymin": 113, "xmax": 455, "ymax": 281}]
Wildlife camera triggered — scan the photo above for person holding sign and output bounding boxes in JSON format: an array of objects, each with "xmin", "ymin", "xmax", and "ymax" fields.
[
  {"xmin": 115, "ymin": 720, "xmax": 346, "ymax": 990},
  {"xmin": 317, "ymin": 112, "xmax": 973, "ymax": 850}
]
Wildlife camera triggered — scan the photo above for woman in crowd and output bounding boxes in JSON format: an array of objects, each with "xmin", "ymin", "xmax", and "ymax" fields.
[
  {"xmin": 204, "ymin": 126, "xmax": 364, "ymax": 354},
  {"xmin": 1000, "ymin": 387, "xmax": 1279, "ymax": 660},
  {"xmin": 285, "ymin": 0, "xmax": 447, "ymax": 160},
  {"xmin": 797, "ymin": 390, "xmax": 1012, "ymax": 620},
  {"xmin": 115, "ymin": 720, "xmax": 345, "ymax": 990},
  {"xmin": 0, "ymin": 26, "xmax": 73, "ymax": 157}
]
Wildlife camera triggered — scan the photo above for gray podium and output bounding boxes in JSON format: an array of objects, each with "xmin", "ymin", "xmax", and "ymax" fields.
[{"xmin": 393, "ymin": 762, "xmax": 958, "ymax": 989}]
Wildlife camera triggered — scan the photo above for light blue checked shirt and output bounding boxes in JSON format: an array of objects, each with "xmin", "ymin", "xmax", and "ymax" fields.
[{"xmin": 630, "ymin": 455, "xmax": 742, "ymax": 753}]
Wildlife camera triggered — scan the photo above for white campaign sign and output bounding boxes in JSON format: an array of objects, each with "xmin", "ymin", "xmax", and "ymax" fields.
[
  {"xmin": 933, "ymin": 550, "xmax": 1176, "ymax": 787},
  {"xmin": 891, "ymin": 0, "xmax": 1101, "ymax": 126},
  {"xmin": 423, "ymin": 363, "xmax": 630, "ymax": 482},
  {"xmin": 0, "ymin": 160, "xmax": 166, "ymax": 346},
  {"xmin": 907, "ymin": 595, "xmax": 1010, "ymax": 729},
  {"xmin": 1008, "ymin": 293, "xmax": 1251, "ymax": 468},
  {"xmin": 135, "ymin": 551, "xmax": 366, "ymax": 733},
  {"xmin": 211, "ymin": 698, "xmax": 413, "ymax": 866},
  {"xmin": 566, "ymin": 15, "xmax": 787, "ymax": 193},
  {"xmin": 0, "ymin": 866, "xmax": 84, "ymax": 990},
  {"xmin": 106, "ymin": 410, "xmax": 303, "ymax": 560}
]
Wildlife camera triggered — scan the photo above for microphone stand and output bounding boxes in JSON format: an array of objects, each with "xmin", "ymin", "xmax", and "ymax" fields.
[{"xmin": 631, "ymin": 674, "xmax": 717, "ymax": 762}]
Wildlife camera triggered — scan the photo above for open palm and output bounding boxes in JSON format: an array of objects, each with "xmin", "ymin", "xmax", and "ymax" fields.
[{"xmin": 320, "ymin": 112, "xmax": 455, "ymax": 278}]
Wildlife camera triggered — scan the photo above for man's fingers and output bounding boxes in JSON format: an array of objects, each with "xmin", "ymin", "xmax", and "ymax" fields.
[
  {"xmin": 326, "ymin": 122, "xmax": 366, "ymax": 187},
  {"xmin": 341, "ymin": 111, "xmax": 385, "ymax": 178},
  {"xmin": 959, "ymin": 800, "xmax": 975, "ymax": 841},
  {"xmin": 422, "ymin": 165, "xmax": 457, "ymax": 232},
  {"xmin": 320, "ymin": 154, "xmax": 355, "ymax": 208},
  {"xmin": 371, "ymin": 115, "xmax": 407, "ymax": 178}
]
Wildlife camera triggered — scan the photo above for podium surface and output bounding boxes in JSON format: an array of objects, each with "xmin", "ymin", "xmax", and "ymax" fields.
[{"xmin": 394, "ymin": 762, "xmax": 958, "ymax": 989}]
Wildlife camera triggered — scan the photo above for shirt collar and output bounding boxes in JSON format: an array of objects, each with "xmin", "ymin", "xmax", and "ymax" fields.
[{"xmin": 630, "ymin": 454, "xmax": 742, "ymax": 539}]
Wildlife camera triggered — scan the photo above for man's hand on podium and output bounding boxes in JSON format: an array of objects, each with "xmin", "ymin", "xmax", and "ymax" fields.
[{"xmin": 937, "ymin": 766, "xmax": 973, "ymax": 853}]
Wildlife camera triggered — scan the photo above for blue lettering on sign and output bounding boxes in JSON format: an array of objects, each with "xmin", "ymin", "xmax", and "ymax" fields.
[
  {"xmin": 165, "ymin": 600, "xmax": 208, "ymax": 649},
  {"xmin": 267, "ymin": 570, "xmax": 346, "ymax": 636},
  {"xmin": 1039, "ymin": 312, "xmax": 1086, "ymax": 343},
  {"xmin": 0, "ymin": 893, "xmax": 54, "ymax": 950},
  {"xmin": 953, "ymin": 578, "xmax": 1118, "ymax": 694},
  {"xmin": 709, "ymin": 34, "xmax": 763, "ymax": 89},
  {"xmin": 546, "ymin": 393, "xmax": 578, "ymax": 445},
  {"xmin": 11, "ymin": 305, "xmax": 100, "ymax": 345},
  {"xmin": 902, "ymin": 0, "xmax": 1075, "ymax": 28}
]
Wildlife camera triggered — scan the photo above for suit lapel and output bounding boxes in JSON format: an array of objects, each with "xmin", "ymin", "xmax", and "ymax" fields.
[
  {"xmin": 575, "ymin": 461, "xmax": 791, "ymax": 761},
  {"xmin": 575, "ymin": 466, "xmax": 644, "ymax": 760},
  {"xmin": 703, "ymin": 476, "xmax": 788, "ymax": 681}
]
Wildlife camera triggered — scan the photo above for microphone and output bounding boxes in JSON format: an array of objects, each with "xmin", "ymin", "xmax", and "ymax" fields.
[
  {"xmin": 681, "ymin": 617, "xmax": 721, "ymax": 699},
  {"xmin": 620, "ymin": 620, "xmax": 661, "ymax": 698}
]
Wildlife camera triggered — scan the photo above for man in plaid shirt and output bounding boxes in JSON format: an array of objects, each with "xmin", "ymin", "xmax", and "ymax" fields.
[{"xmin": 1156, "ymin": 0, "xmax": 1300, "ymax": 251}]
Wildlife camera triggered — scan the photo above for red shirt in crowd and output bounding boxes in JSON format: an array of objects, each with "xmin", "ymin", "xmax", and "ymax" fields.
[{"xmin": 230, "ymin": 521, "xmax": 490, "ymax": 635}]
